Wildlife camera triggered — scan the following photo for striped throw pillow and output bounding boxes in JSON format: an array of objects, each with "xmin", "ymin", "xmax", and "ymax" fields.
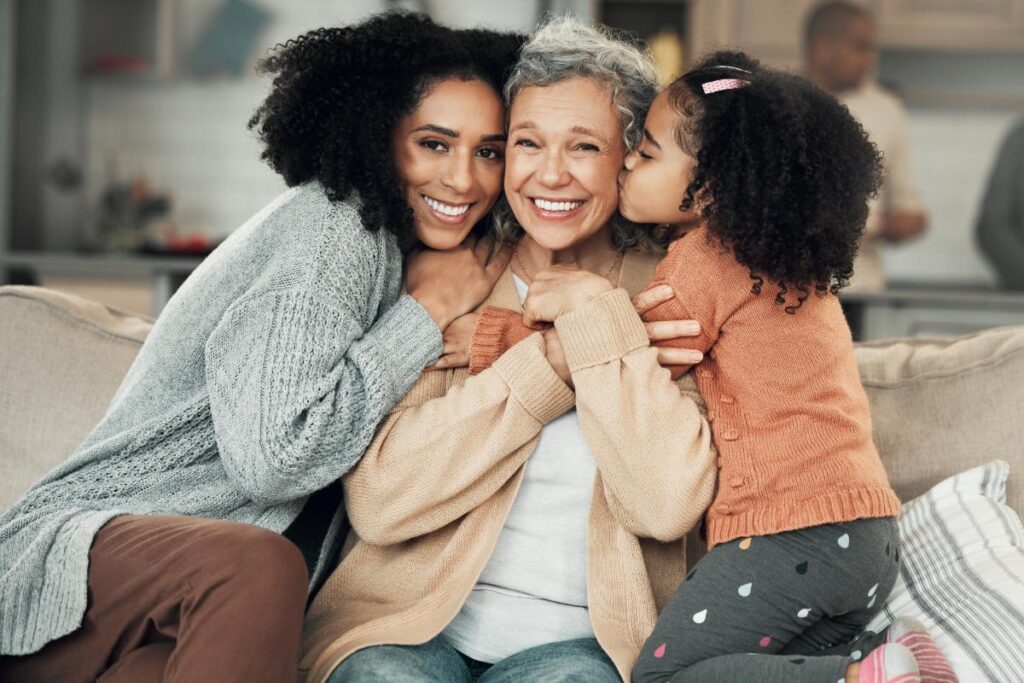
[{"xmin": 867, "ymin": 460, "xmax": 1024, "ymax": 682}]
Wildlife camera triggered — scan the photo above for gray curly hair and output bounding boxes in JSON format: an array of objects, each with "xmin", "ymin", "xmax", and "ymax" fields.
[{"xmin": 491, "ymin": 16, "xmax": 664, "ymax": 250}]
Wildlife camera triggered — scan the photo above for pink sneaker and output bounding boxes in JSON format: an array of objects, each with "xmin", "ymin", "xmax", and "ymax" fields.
[
  {"xmin": 885, "ymin": 617, "xmax": 958, "ymax": 683},
  {"xmin": 856, "ymin": 643, "xmax": 920, "ymax": 683}
]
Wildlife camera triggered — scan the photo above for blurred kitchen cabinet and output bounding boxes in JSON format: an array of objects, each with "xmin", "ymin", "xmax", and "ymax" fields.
[
  {"xmin": 872, "ymin": 0, "xmax": 1024, "ymax": 52},
  {"xmin": 689, "ymin": 0, "xmax": 819, "ymax": 69},
  {"xmin": 688, "ymin": 0, "xmax": 1024, "ymax": 69},
  {"xmin": 843, "ymin": 288, "xmax": 1024, "ymax": 341},
  {"xmin": 80, "ymin": 0, "xmax": 176, "ymax": 77}
]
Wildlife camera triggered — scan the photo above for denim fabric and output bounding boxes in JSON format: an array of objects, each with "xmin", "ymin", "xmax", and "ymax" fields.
[{"xmin": 328, "ymin": 636, "xmax": 619, "ymax": 683}]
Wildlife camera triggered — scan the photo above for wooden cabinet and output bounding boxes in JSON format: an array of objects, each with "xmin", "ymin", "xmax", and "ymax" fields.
[
  {"xmin": 688, "ymin": 0, "xmax": 1024, "ymax": 67},
  {"xmin": 872, "ymin": 0, "xmax": 1024, "ymax": 52},
  {"xmin": 689, "ymin": 0, "xmax": 818, "ymax": 69}
]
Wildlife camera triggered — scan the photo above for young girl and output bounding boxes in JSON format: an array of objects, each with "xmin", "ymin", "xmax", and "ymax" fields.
[
  {"xmin": 467, "ymin": 51, "xmax": 957, "ymax": 683},
  {"xmin": 619, "ymin": 52, "xmax": 955, "ymax": 683}
]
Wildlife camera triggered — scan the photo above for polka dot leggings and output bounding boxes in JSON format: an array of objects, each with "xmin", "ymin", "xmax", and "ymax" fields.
[{"xmin": 633, "ymin": 517, "xmax": 900, "ymax": 683}]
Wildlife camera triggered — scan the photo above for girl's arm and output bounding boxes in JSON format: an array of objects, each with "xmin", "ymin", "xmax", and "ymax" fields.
[
  {"xmin": 553, "ymin": 288, "xmax": 718, "ymax": 542},
  {"xmin": 468, "ymin": 290, "xmax": 705, "ymax": 375},
  {"xmin": 468, "ymin": 306, "xmax": 544, "ymax": 374},
  {"xmin": 342, "ymin": 333, "xmax": 575, "ymax": 546}
]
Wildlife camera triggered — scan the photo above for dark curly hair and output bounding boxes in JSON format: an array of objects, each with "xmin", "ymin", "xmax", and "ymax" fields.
[
  {"xmin": 248, "ymin": 13, "xmax": 524, "ymax": 251},
  {"xmin": 669, "ymin": 51, "xmax": 882, "ymax": 309}
]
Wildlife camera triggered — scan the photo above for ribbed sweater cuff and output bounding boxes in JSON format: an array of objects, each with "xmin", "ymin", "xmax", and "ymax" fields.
[
  {"xmin": 363, "ymin": 294, "xmax": 443, "ymax": 401},
  {"xmin": 493, "ymin": 333, "xmax": 575, "ymax": 425},
  {"xmin": 555, "ymin": 288, "xmax": 649, "ymax": 373},
  {"xmin": 469, "ymin": 306, "xmax": 536, "ymax": 375}
]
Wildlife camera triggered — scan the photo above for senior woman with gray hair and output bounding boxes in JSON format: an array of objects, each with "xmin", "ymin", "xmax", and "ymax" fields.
[{"xmin": 300, "ymin": 17, "xmax": 717, "ymax": 683}]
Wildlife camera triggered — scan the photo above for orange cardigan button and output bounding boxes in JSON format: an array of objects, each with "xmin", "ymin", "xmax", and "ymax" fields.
[{"xmin": 721, "ymin": 430, "xmax": 739, "ymax": 441}]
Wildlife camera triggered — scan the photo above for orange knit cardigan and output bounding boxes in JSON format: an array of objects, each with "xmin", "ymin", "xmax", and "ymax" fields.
[{"xmin": 470, "ymin": 227, "xmax": 901, "ymax": 547}]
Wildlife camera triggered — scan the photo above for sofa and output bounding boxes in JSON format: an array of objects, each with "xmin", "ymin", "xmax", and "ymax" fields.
[{"xmin": 3, "ymin": 284, "xmax": 1024, "ymax": 679}]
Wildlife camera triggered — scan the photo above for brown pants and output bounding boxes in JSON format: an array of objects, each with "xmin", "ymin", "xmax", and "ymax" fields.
[{"xmin": 0, "ymin": 514, "xmax": 309, "ymax": 683}]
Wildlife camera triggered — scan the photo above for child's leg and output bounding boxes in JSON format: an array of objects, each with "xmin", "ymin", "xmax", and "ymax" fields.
[{"xmin": 632, "ymin": 517, "xmax": 900, "ymax": 683}]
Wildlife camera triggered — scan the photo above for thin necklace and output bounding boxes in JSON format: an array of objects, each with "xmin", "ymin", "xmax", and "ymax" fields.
[{"xmin": 513, "ymin": 248, "xmax": 624, "ymax": 284}]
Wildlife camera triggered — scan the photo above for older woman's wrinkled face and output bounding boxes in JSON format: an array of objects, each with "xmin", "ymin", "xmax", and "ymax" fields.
[{"xmin": 505, "ymin": 77, "xmax": 625, "ymax": 251}]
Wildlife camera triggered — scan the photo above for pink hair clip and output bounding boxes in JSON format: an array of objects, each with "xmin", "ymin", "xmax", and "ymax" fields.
[{"xmin": 702, "ymin": 78, "xmax": 751, "ymax": 95}]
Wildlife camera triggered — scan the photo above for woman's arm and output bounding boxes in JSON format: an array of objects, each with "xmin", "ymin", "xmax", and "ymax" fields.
[
  {"xmin": 553, "ymin": 288, "xmax": 717, "ymax": 542},
  {"xmin": 205, "ymin": 288, "xmax": 442, "ymax": 506},
  {"xmin": 342, "ymin": 333, "xmax": 575, "ymax": 545}
]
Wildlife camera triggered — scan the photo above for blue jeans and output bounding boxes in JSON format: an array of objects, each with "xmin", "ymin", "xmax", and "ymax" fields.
[{"xmin": 327, "ymin": 636, "xmax": 620, "ymax": 682}]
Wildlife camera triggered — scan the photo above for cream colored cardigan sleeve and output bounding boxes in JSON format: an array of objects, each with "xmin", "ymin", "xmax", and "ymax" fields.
[
  {"xmin": 342, "ymin": 332, "xmax": 575, "ymax": 545},
  {"xmin": 555, "ymin": 288, "xmax": 718, "ymax": 542}
]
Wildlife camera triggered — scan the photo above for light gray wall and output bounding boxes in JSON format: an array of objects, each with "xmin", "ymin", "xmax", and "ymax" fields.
[
  {"xmin": 877, "ymin": 51, "xmax": 1024, "ymax": 285},
  {"xmin": 80, "ymin": 0, "xmax": 576, "ymax": 241},
  {"xmin": 19, "ymin": 1, "xmax": 588, "ymax": 250}
]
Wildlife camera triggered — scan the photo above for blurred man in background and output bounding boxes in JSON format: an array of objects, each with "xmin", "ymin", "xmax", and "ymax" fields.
[
  {"xmin": 976, "ymin": 117, "xmax": 1024, "ymax": 290},
  {"xmin": 806, "ymin": 1, "xmax": 928, "ymax": 292}
]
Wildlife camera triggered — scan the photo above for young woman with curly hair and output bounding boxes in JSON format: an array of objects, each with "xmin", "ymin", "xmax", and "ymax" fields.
[{"xmin": 0, "ymin": 13, "xmax": 520, "ymax": 683}]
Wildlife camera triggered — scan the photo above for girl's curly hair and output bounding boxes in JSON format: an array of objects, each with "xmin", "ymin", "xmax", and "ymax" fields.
[
  {"xmin": 248, "ymin": 13, "xmax": 524, "ymax": 251},
  {"xmin": 669, "ymin": 51, "xmax": 882, "ymax": 307}
]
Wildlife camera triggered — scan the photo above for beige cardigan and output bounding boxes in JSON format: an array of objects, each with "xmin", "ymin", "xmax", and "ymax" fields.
[{"xmin": 300, "ymin": 249, "xmax": 717, "ymax": 683}]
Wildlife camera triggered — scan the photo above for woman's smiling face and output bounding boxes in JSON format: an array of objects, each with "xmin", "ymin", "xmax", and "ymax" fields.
[
  {"xmin": 392, "ymin": 77, "xmax": 507, "ymax": 250},
  {"xmin": 504, "ymin": 77, "xmax": 625, "ymax": 251}
]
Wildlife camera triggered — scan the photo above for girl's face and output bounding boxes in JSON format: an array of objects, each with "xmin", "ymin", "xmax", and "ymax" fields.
[
  {"xmin": 504, "ymin": 77, "xmax": 625, "ymax": 252},
  {"xmin": 393, "ymin": 77, "xmax": 507, "ymax": 250},
  {"xmin": 619, "ymin": 90, "xmax": 700, "ymax": 226}
]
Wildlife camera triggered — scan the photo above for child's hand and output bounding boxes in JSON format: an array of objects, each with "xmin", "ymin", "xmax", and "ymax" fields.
[
  {"xmin": 632, "ymin": 286, "xmax": 704, "ymax": 368},
  {"xmin": 428, "ymin": 312, "xmax": 479, "ymax": 371},
  {"xmin": 522, "ymin": 267, "xmax": 614, "ymax": 327}
]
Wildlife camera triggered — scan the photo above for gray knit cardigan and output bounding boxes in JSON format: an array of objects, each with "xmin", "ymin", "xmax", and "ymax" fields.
[{"xmin": 0, "ymin": 182, "xmax": 442, "ymax": 655}]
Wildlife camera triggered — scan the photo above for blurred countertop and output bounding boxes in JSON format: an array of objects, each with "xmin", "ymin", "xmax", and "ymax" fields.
[{"xmin": 0, "ymin": 250, "xmax": 206, "ymax": 278}]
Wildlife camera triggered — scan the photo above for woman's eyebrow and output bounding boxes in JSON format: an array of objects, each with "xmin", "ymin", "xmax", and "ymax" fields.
[
  {"xmin": 571, "ymin": 125, "xmax": 605, "ymax": 139},
  {"xmin": 509, "ymin": 120, "xmax": 536, "ymax": 133},
  {"xmin": 412, "ymin": 124, "xmax": 459, "ymax": 137},
  {"xmin": 643, "ymin": 128, "xmax": 662, "ymax": 150},
  {"xmin": 481, "ymin": 133, "xmax": 507, "ymax": 143}
]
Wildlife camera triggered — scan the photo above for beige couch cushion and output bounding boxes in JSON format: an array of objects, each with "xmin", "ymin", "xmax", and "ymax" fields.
[
  {"xmin": 0, "ymin": 286, "xmax": 152, "ymax": 511},
  {"xmin": 856, "ymin": 326, "xmax": 1024, "ymax": 514},
  {"xmin": 2, "ymin": 285, "xmax": 1022, "ymax": 520}
]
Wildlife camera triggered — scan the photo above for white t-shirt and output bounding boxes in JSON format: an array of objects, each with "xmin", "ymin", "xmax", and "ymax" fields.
[
  {"xmin": 442, "ymin": 274, "xmax": 597, "ymax": 663},
  {"xmin": 839, "ymin": 81, "xmax": 924, "ymax": 292}
]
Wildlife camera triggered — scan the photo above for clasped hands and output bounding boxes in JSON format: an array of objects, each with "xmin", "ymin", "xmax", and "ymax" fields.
[{"xmin": 432, "ymin": 266, "xmax": 704, "ymax": 387}]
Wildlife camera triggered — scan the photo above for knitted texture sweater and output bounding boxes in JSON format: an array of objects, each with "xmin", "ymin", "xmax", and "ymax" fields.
[
  {"xmin": 470, "ymin": 226, "xmax": 901, "ymax": 548},
  {"xmin": 300, "ymin": 250, "xmax": 718, "ymax": 683},
  {"xmin": 0, "ymin": 182, "xmax": 442, "ymax": 656}
]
